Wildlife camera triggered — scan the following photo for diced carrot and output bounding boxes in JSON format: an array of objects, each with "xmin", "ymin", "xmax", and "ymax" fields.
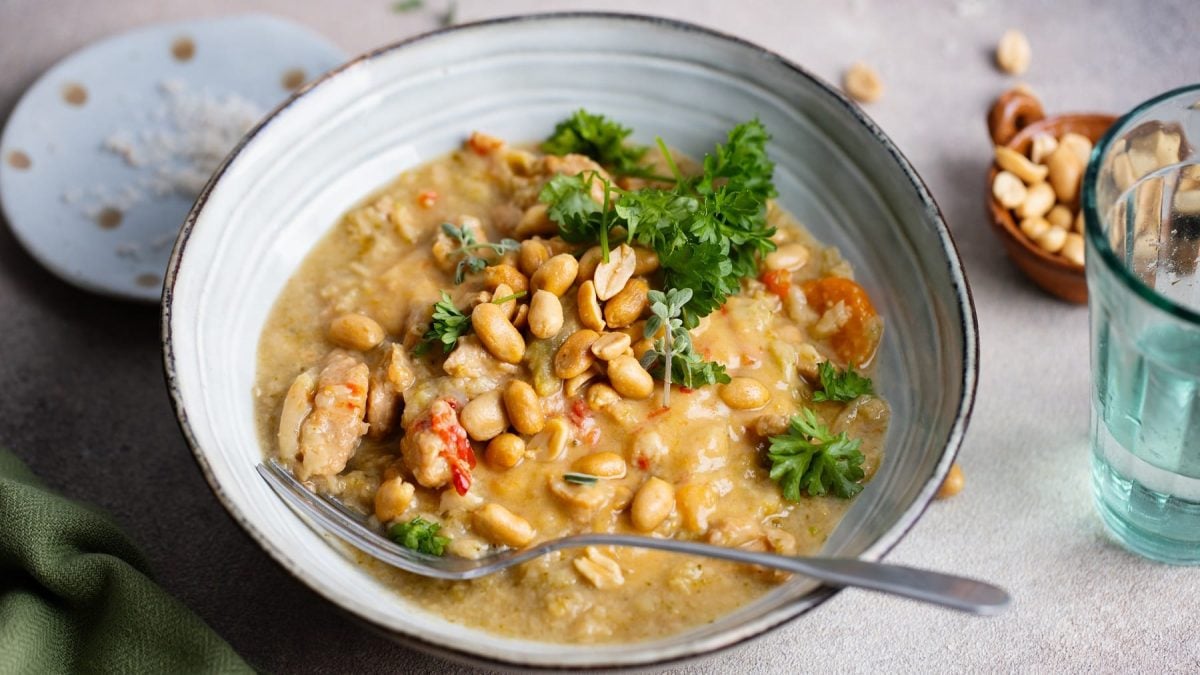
[
  {"xmin": 417, "ymin": 190, "xmax": 438, "ymax": 208},
  {"xmin": 801, "ymin": 277, "xmax": 882, "ymax": 366},
  {"xmin": 760, "ymin": 268, "xmax": 791, "ymax": 300}
]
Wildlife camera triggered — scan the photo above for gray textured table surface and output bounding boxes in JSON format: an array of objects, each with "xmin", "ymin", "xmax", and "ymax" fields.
[{"xmin": 2, "ymin": 0, "xmax": 1198, "ymax": 672}]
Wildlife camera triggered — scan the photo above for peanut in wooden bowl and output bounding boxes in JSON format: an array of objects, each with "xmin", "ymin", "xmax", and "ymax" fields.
[{"xmin": 985, "ymin": 90, "xmax": 1116, "ymax": 304}]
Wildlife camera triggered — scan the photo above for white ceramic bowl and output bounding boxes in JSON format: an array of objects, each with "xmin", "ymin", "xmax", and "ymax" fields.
[{"xmin": 163, "ymin": 13, "xmax": 977, "ymax": 670}]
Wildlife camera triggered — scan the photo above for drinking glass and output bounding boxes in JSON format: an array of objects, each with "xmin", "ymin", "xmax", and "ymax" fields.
[{"xmin": 1085, "ymin": 84, "xmax": 1200, "ymax": 564}]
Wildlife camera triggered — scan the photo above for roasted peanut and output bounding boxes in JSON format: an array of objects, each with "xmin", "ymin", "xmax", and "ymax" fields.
[
  {"xmin": 843, "ymin": 62, "xmax": 883, "ymax": 103},
  {"xmin": 631, "ymin": 338, "xmax": 654, "ymax": 361},
  {"xmin": 1030, "ymin": 133, "xmax": 1059, "ymax": 164},
  {"xmin": 764, "ymin": 243, "xmax": 810, "ymax": 271},
  {"xmin": 1036, "ymin": 225, "xmax": 1068, "ymax": 254},
  {"xmin": 459, "ymin": 390, "xmax": 509, "ymax": 441},
  {"xmin": 1019, "ymin": 216, "xmax": 1051, "ymax": 241},
  {"xmin": 512, "ymin": 303, "xmax": 529, "ymax": 329},
  {"xmin": 593, "ymin": 244, "xmax": 637, "ymax": 300},
  {"xmin": 1017, "ymin": 182, "xmax": 1056, "ymax": 219},
  {"xmin": 486, "ymin": 433, "xmax": 526, "ymax": 469},
  {"xmin": 936, "ymin": 463, "xmax": 965, "ymax": 499},
  {"xmin": 514, "ymin": 203, "xmax": 556, "ymax": 238},
  {"xmin": 631, "ymin": 246, "xmax": 660, "ymax": 275},
  {"xmin": 473, "ymin": 503, "xmax": 535, "ymax": 547},
  {"xmin": 492, "ymin": 283, "xmax": 517, "ymax": 321},
  {"xmin": 528, "ymin": 416, "xmax": 572, "ymax": 461},
  {"xmin": 531, "ymin": 253, "xmax": 579, "ymax": 297},
  {"xmin": 631, "ymin": 477, "xmax": 675, "ymax": 531},
  {"xmin": 577, "ymin": 246, "xmax": 603, "ymax": 282},
  {"xmin": 719, "ymin": 377, "xmax": 770, "ymax": 410},
  {"xmin": 676, "ymin": 483, "xmax": 715, "ymax": 534},
  {"xmin": 518, "ymin": 238, "xmax": 550, "ymax": 277},
  {"xmin": 590, "ymin": 332, "xmax": 632, "ymax": 361},
  {"xmin": 554, "ymin": 329, "xmax": 599, "ymax": 379},
  {"xmin": 577, "ymin": 280, "xmax": 606, "ymax": 331},
  {"xmin": 992, "ymin": 171, "xmax": 1027, "ymax": 209},
  {"xmin": 471, "ymin": 302, "xmax": 525, "ymax": 364},
  {"xmin": 528, "ymin": 290, "xmax": 564, "ymax": 339},
  {"xmin": 503, "ymin": 380, "xmax": 545, "ymax": 435},
  {"xmin": 373, "ymin": 477, "xmax": 415, "ymax": 522},
  {"xmin": 573, "ymin": 547, "xmax": 625, "ymax": 589},
  {"xmin": 1062, "ymin": 232, "xmax": 1085, "ymax": 266},
  {"xmin": 994, "ymin": 145, "xmax": 1048, "ymax": 184},
  {"xmin": 607, "ymin": 355, "xmax": 654, "ymax": 400},
  {"xmin": 329, "ymin": 313, "xmax": 385, "ymax": 351},
  {"xmin": 483, "ymin": 264, "xmax": 528, "ymax": 293},
  {"xmin": 604, "ymin": 277, "xmax": 649, "ymax": 328},
  {"xmin": 1046, "ymin": 145, "xmax": 1083, "ymax": 203},
  {"xmin": 586, "ymin": 382, "xmax": 621, "ymax": 410},
  {"xmin": 1059, "ymin": 132, "xmax": 1093, "ymax": 166},
  {"xmin": 572, "ymin": 452, "xmax": 627, "ymax": 479},
  {"xmin": 995, "ymin": 29, "xmax": 1031, "ymax": 75},
  {"xmin": 564, "ymin": 369, "xmax": 598, "ymax": 397},
  {"xmin": 1046, "ymin": 204, "xmax": 1073, "ymax": 230}
]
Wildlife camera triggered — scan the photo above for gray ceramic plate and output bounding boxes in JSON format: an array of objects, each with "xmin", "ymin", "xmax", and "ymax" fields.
[
  {"xmin": 0, "ymin": 14, "xmax": 344, "ymax": 301},
  {"xmin": 163, "ymin": 13, "xmax": 977, "ymax": 670}
]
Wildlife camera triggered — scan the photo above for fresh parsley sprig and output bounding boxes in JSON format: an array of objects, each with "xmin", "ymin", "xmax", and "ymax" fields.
[
  {"xmin": 640, "ymin": 288, "xmax": 730, "ymax": 407},
  {"xmin": 414, "ymin": 291, "xmax": 471, "ymax": 355},
  {"xmin": 388, "ymin": 517, "xmax": 449, "ymax": 556},
  {"xmin": 540, "ymin": 171, "xmax": 620, "ymax": 262},
  {"xmin": 812, "ymin": 361, "xmax": 874, "ymax": 403},
  {"xmin": 542, "ymin": 109, "xmax": 661, "ymax": 179},
  {"xmin": 441, "ymin": 222, "xmax": 519, "ymax": 284},
  {"xmin": 767, "ymin": 409, "xmax": 866, "ymax": 500},
  {"xmin": 539, "ymin": 116, "xmax": 778, "ymax": 326}
]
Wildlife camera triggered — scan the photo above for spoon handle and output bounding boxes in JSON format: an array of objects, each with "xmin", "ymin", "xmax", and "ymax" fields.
[
  {"xmin": 543, "ymin": 534, "xmax": 1009, "ymax": 615},
  {"xmin": 775, "ymin": 556, "xmax": 1010, "ymax": 615}
]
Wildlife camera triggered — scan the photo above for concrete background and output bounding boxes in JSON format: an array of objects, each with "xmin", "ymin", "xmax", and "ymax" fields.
[{"xmin": 2, "ymin": 0, "xmax": 1198, "ymax": 672}]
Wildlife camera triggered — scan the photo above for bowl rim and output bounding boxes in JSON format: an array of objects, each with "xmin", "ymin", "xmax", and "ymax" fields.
[
  {"xmin": 160, "ymin": 11, "xmax": 979, "ymax": 669},
  {"xmin": 986, "ymin": 113, "xmax": 1117, "ymax": 276}
]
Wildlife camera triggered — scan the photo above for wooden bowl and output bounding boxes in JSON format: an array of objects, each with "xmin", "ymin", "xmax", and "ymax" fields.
[{"xmin": 985, "ymin": 89, "xmax": 1117, "ymax": 304}]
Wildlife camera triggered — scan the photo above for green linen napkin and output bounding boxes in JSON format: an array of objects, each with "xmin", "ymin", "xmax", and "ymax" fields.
[{"xmin": 0, "ymin": 449, "xmax": 252, "ymax": 674}]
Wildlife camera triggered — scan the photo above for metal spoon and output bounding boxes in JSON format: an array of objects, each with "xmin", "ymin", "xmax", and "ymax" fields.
[{"xmin": 258, "ymin": 461, "xmax": 1009, "ymax": 615}]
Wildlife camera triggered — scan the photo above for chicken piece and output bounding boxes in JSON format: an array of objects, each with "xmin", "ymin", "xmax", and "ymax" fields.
[
  {"xmin": 366, "ymin": 343, "xmax": 416, "ymax": 439},
  {"xmin": 706, "ymin": 517, "xmax": 765, "ymax": 550},
  {"xmin": 293, "ymin": 352, "xmax": 370, "ymax": 480},
  {"xmin": 442, "ymin": 335, "xmax": 519, "ymax": 384},
  {"xmin": 400, "ymin": 398, "xmax": 476, "ymax": 494},
  {"xmin": 277, "ymin": 369, "xmax": 317, "ymax": 462}
]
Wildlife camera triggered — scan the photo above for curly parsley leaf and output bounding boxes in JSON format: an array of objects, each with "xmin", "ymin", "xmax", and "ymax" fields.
[
  {"xmin": 388, "ymin": 517, "xmax": 449, "ymax": 556},
  {"xmin": 440, "ymin": 222, "xmax": 519, "ymax": 284},
  {"xmin": 767, "ymin": 409, "xmax": 866, "ymax": 500},
  {"xmin": 540, "ymin": 173, "xmax": 607, "ymax": 243},
  {"xmin": 539, "ymin": 116, "xmax": 777, "ymax": 326},
  {"xmin": 812, "ymin": 361, "xmax": 874, "ymax": 403},
  {"xmin": 541, "ymin": 109, "xmax": 651, "ymax": 177},
  {"xmin": 415, "ymin": 291, "xmax": 471, "ymax": 356}
]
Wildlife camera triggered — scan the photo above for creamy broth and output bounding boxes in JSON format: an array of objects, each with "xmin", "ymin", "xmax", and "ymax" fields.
[{"xmin": 254, "ymin": 131, "xmax": 888, "ymax": 643}]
